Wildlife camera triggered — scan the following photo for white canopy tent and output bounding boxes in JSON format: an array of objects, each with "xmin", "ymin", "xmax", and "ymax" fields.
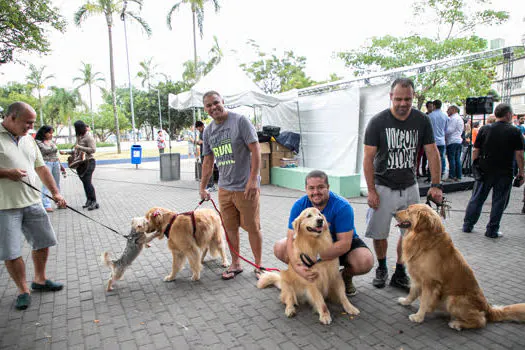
[{"xmin": 168, "ymin": 59, "xmax": 297, "ymax": 109}]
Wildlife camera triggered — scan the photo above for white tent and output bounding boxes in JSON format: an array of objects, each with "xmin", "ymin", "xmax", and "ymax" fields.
[{"xmin": 169, "ymin": 58, "xmax": 296, "ymax": 109}]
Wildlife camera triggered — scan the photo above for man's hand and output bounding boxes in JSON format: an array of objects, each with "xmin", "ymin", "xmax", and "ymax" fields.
[
  {"xmin": 367, "ymin": 189, "xmax": 380, "ymax": 209},
  {"xmin": 427, "ymin": 187, "xmax": 443, "ymax": 204},
  {"xmin": 294, "ymin": 262, "xmax": 318, "ymax": 283},
  {"xmin": 199, "ymin": 189, "xmax": 211, "ymax": 201},
  {"xmin": 6, "ymin": 168, "xmax": 27, "ymax": 181},
  {"xmin": 244, "ymin": 178, "xmax": 258, "ymax": 200},
  {"xmin": 52, "ymin": 193, "xmax": 67, "ymax": 208}
]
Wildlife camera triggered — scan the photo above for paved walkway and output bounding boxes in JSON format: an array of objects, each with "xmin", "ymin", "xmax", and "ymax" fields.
[{"xmin": 1, "ymin": 161, "xmax": 524, "ymax": 349}]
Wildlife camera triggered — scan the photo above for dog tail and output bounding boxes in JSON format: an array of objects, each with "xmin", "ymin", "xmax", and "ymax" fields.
[
  {"xmin": 256, "ymin": 271, "xmax": 281, "ymax": 290},
  {"xmin": 488, "ymin": 304, "xmax": 525, "ymax": 323},
  {"xmin": 101, "ymin": 252, "xmax": 112, "ymax": 267}
]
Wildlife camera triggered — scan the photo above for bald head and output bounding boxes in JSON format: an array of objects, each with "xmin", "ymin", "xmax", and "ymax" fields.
[{"xmin": 3, "ymin": 102, "xmax": 37, "ymax": 136}]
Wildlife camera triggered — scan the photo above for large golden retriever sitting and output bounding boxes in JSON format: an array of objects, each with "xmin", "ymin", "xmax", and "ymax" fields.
[
  {"xmin": 145, "ymin": 207, "xmax": 229, "ymax": 281},
  {"xmin": 395, "ymin": 203, "xmax": 525, "ymax": 330},
  {"xmin": 257, "ymin": 207, "xmax": 359, "ymax": 325}
]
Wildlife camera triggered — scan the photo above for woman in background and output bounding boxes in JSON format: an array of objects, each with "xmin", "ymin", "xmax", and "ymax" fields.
[
  {"xmin": 35, "ymin": 125, "xmax": 66, "ymax": 212},
  {"xmin": 71, "ymin": 120, "xmax": 98, "ymax": 210}
]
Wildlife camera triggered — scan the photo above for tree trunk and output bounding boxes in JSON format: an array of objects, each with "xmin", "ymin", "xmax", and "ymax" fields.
[
  {"xmin": 192, "ymin": 8, "xmax": 198, "ymax": 82},
  {"xmin": 68, "ymin": 116, "xmax": 73, "ymax": 144},
  {"xmin": 88, "ymin": 82, "xmax": 95, "ymax": 140},
  {"xmin": 38, "ymin": 89, "xmax": 43, "ymax": 127},
  {"xmin": 107, "ymin": 20, "xmax": 121, "ymax": 153}
]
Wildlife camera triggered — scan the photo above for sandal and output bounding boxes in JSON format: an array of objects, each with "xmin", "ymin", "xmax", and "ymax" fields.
[
  {"xmin": 221, "ymin": 268, "xmax": 243, "ymax": 280},
  {"xmin": 254, "ymin": 268, "xmax": 263, "ymax": 280}
]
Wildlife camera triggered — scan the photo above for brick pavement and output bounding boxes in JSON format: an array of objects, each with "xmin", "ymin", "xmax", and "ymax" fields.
[{"xmin": 1, "ymin": 161, "xmax": 524, "ymax": 349}]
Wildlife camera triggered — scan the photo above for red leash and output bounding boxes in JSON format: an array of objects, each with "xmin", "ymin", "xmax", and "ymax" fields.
[{"xmin": 197, "ymin": 197, "xmax": 280, "ymax": 272}]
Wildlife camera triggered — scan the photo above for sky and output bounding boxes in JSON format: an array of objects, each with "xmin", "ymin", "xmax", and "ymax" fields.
[{"xmin": 1, "ymin": 0, "xmax": 524, "ymax": 107}]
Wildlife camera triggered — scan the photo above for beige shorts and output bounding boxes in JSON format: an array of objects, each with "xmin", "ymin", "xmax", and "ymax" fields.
[{"xmin": 218, "ymin": 188, "xmax": 261, "ymax": 233}]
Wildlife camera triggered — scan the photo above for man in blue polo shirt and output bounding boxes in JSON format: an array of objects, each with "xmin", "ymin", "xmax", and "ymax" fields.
[{"xmin": 273, "ymin": 170, "xmax": 374, "ymax": 296}]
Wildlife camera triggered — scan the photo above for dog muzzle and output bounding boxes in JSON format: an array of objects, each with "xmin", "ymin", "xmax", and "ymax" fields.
[{"xmin": 396, "ymin": 221, "xmax": 411, "ymax": 229}]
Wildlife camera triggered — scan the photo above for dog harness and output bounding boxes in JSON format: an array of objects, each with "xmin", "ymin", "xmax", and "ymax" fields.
[{"xmin": 163, "ymin": 212, "xmax": 197, "ymax": 239}]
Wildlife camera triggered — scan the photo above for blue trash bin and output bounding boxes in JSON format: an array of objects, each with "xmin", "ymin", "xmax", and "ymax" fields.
[{"xmin": 131, "ymin": 144, "xmax": 142, "ymax": 166}]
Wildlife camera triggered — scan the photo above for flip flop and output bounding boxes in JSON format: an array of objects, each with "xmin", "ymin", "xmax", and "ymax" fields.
[{"xmin": 222, "ymin": 268, "xmax": 243, "ymax": 280}]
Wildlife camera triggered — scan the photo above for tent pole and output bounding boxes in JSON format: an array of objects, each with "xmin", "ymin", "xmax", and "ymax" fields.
[
  {"xmin": 296, "ymin": 101, "xmax": 305, "ymax": 166},
  {"xmin": 168, "ymin": 103, "xmax": 172, "ymax": 152}
]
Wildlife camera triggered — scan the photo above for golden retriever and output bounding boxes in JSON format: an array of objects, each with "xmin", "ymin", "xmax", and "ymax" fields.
[
  {"xmin": 145, "ymin": 206, "xmax": 229, "ymax": 281},
  {"xmin": 395, "ymin": 203, "xmax": 525, "ymax": 330},
  {"xmin": 257, "ymin": 207, "xmax": 360, "ymax": 325}
]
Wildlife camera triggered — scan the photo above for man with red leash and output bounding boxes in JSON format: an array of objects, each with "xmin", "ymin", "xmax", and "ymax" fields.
[{"xmin": 199, "ymin": 91, "xmax": 263, "ymax": 280}]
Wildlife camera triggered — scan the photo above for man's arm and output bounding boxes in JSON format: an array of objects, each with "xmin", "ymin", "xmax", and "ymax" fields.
[
  {"xmin": 424, "ymin": 143, "xmax": 443, "ymax": 202},
  {"xmin": 35, "ymin": 165, "xmax": 66, "ymax": 207},
  {"xmin": 515, "ymin": 150, "xmax": 524, "ymax": 186},
  {"xmin": 472, "ymin": 147, "xmax": 480, "ymax": 161},
  {"xmin": 0, "ymin": 168, "xmax": 27, "ymax": 181},
  {"xmin": 363, "ymin": 145, "xmax": 379, "ymax": 209},
  {"xmin": 199, "ymin": 154, "xmax": 214, "ymax": 200},
  {"xmin": 286, "ymin": 228, "xmax": 318, "ymax": 282},
  {"xmin": 245, "ymin": 142, "xmax": 261, "ymax": 200},
  {"xmin": 319, "ymin": 231, "xmax": 352, "ymax": 261}
]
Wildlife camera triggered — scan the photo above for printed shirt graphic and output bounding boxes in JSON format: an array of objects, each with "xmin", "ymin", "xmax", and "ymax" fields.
[
  {"xmin": 365, "ymin": 108, "xmax": 434, "ymax": 189},
  {"xmin": 202, "ymin": 112, "xmax": 259, "ymax": 191}
]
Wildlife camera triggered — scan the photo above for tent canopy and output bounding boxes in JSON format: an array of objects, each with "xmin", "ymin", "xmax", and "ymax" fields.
[{"xmin": 169, "ymin": 58, "xmax": 296, "ymax": 109}]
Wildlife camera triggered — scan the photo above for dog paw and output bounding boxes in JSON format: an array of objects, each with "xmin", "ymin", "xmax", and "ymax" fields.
[
  {"xmin": 398, "ymin": 297, "xmax": 412, "ymax": 306},
  {"xmin": 344, "ymin": 304, "xmax": 360, "ymax": 316},
  {"xmin": 448, "ymin": 321, "xmax": 463, "ymax": 331},
  {"xmin": 409, "ymin": 313, "xmax": 424, "ymax": 323},
  {"xmin": 191, "ymin": 273, "xmax": 201, "ymax": 281},
  {"xmin": 221, "ymin": 261, "xmax": 229, "ymax": 268},
  {"xmin": 319, "ymin": 313, "xmax": 332, "ymax": 325},
  {"xmin": 285, "ymin": 306, "xmax": 296, "ymax": 318},
  {"xmin": 164, "ymin": 275, "xmax": 175, "ymax": 282}
]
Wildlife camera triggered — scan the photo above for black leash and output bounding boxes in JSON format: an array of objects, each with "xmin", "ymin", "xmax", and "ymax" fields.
[
  {"xmin": 21, "ymin": 179, "xmax": 132, "ymax": 241},
  {"xmin": 425, "ymin": 194, "xmax": 451, "ymax": 219}
]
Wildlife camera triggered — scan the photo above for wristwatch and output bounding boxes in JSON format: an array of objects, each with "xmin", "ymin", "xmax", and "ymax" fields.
[{"xmin": 430, "ymin": 183, "xmax": 443, "ymax": 190}]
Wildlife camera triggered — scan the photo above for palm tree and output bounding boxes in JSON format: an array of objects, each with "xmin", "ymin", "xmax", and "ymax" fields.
[
  {"xmin": 26, "ymin": 64, "xmax": 54, "ymax": 127},
  {"xmin": 137, "ymin": 57, "xmax": 158, "ymax": 89},
  {"xmin": 74, "ymin": 0, "xmax": 151, "ymax": 153},
  {"xmin": 73, "ymin": 62, "xmax": 105, "ymax": 133},
  {"xmin": 167, "ymin": 0, "xmax": 220, "ymax": 82},
  {"xmin": 46, "ymin": 87, "xmax": 83, "ymax": 143},
  {"xmin": 204, "ymin": 35, "xmax": 223, "ymax": 75}
]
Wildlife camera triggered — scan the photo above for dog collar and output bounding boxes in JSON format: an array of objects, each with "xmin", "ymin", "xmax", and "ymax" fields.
[{"xmin": 300, "ymin": 253, "xmax": 322, "ymax": 268}]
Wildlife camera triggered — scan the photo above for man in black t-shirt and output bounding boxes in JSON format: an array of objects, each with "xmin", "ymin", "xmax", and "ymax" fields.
[
  {"xmin": 463, "ymin": 103, "xmax": 524, "ymax": 238},
  {"xmin": 363, "ymin": 78, "xmax": 443, "ymax": 291},
  {"xmin": 195, "ymin": 121, "xmax": 215, "ymax": 190}
]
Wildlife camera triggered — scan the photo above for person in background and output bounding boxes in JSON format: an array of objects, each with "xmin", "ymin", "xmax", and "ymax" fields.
[
  {"xmin": 67, "ymin": 120, "xmax": 98, "ymax": 210},
  {"xmin": 428, "ymin": 100, "xmax": 448, "ymax": 177},
  {"xmin": 156, "ymin": 130, "xmax": 166, "ymax": 154},
  {"xmin": 444, "ymin": 105, "xmax": 464, "ymax": 182},
  {"xmin": 463, "ymin": 103, "xmax": 524, "ymax": 238},
  {"xmin": 35, "ymin": 125, "xmax": 66, "ymax": 212},
  {"xmin": 0, "ymin": 102, "xmax": 67, "ymax": 310},
  {"xmin": 416, "ymin": 101, "xmax": 434, "ymax": 177}
]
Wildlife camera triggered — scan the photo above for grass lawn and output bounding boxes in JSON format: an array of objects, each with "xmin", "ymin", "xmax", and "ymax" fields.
[{"xmin": 59, "ymin": 144, "xmax": 189, "ymax": 161}]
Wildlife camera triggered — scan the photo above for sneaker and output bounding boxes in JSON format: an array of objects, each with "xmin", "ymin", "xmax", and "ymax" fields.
[
  {"xmin": 462, "ymin": 225, "xmax": 473, "ymax": 233},
  {"xmin": 485, "ymin": 231, "xmax": 503, "ymax": 239},
  {"xmin": 390, "ymin": 271, "xmax": 411, "ymax": 292},
  {"xmin": 15, "ymin": 293, "xmax": 31, "ymax": 310},
  {"xmin": 372, "ymin": 267, "xmax": 388, "ymax": 288},
  {"xmin": 342, "ymin": 269, "xmax": 357, "ymax": 296}
]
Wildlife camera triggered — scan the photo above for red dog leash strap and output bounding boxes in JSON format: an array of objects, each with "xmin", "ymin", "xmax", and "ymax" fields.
[{"xmin": 207, "ymin": 198, "xmax": 280, "ymax": 273}]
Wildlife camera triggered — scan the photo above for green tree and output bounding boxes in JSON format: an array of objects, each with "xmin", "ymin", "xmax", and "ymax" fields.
[
  {"xmin": 26, "ymin": 64, "xmax": 54, "ymax": 127},
  {"xmin": 167, "ymin": 0, "xmax": 220, "ymax": 82},
  {"xmin": 337, "ymin": 0, "xmax": 509, "ymax": 108},
  {"xmin": 241, "ymin": 42, "xmax": 317, "ymax": 94},
  {"xmin": 45, "ymin": 87, "xmax": 83, "ymax": 142},
  {"xmin": 0, "ymin": 0, "xmax": 66, "ymax": 64},
  {"xmin": 73, "ymin": 62, "xmax": 105, "ymax": 132},
  {"xmin": 93, "ymin": 104, "xmax": 131, "ymax": 141},
  {"xmin": 74, "ymin": 0, "xmax": 152, "ymax": 153},
  {"xmin": 204, "ymin": 35, "xmax": 223, "ymax": 74}
]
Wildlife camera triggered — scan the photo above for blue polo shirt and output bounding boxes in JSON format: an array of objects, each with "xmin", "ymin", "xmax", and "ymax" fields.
[{"xmin": 288, "ymin": 191, "xmax": 358, "ymax": 242}]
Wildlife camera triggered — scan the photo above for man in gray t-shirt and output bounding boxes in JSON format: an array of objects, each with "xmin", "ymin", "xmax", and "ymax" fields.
[{"xmin": 200, "ymin": 90, "xmax": 263, "ymax": 281}]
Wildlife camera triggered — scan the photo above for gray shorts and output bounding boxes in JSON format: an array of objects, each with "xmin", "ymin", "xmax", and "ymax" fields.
[
  {"xmin": 0, "ymin": 203, "xmax": 57, "ymax": 261},
  {"xmin": 365, "ymin": 184, "xmax": 420, "ymax": 240}
]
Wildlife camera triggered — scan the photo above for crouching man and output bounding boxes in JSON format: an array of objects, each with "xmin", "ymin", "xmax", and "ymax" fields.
[{"xmin": 273, "ymin": 170, "xmax": 374, "ymax": 295}]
